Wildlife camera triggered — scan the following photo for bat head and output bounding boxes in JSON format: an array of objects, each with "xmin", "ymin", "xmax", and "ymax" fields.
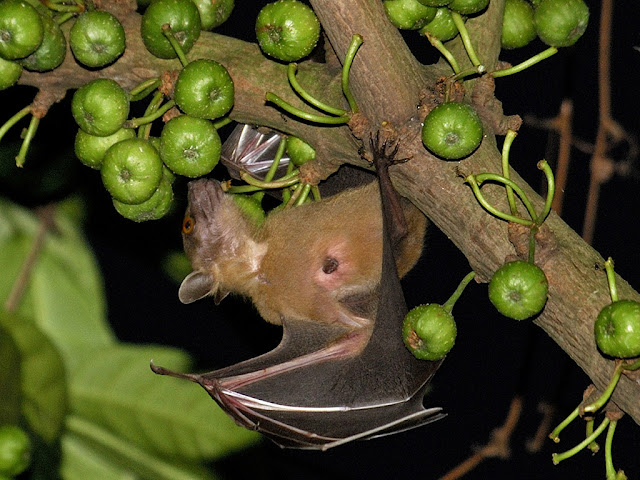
[{"xmin": 178, "ymin": 178, "xmax": 265, "ymax": 305}]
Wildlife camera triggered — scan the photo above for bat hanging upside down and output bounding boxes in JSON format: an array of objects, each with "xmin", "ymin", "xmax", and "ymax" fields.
[{"xmin": 152, "ymin": 135, "xmax": 445, "ymax": 449}]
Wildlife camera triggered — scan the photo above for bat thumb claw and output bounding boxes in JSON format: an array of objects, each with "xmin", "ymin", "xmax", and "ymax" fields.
[{"xmin": 150, "ymin": 360, "xmax": 202, "ymax": 383}]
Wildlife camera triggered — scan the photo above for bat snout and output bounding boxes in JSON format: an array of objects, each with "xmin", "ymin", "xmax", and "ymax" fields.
[{"xmin": 187, "ymin": 178, "xmax": 225, "ymax": 214}]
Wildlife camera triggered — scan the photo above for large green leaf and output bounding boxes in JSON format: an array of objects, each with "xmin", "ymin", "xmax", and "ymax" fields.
[
  {"xmin": 68, "ymin": 344, "xmax": 260, "ymax": 461},
  {"xmin": 0, "ymin": 323, "xmax": 22, "ymax": 426},
  {"xmin": 0, "ymin": 310, "xmax": 67, "ymax": 443},
  {"xmin": 61, "ymin": 416, "xmax": 218, "ymax": 480},
  {"xmin": 0, "ymin": 199, "xmax": 114, "ymax": 369}
]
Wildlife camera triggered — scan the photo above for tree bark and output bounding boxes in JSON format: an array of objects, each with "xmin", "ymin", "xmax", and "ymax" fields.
[{"xmin": 16, "ymin": 0, "xmax": 640, "ymax": 425}]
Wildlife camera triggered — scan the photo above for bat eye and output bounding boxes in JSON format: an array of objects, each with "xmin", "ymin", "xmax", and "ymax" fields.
[{"xmin": 182, "ymin": 216, "xmax": 195, "ymax": 234}]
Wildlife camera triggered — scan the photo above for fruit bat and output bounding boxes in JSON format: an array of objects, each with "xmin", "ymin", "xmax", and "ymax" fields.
[{"xmin": 152, "ymin": 129, "xmax": 445, "ymax": 450}]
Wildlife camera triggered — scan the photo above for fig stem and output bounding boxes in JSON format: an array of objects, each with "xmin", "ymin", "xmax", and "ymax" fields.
[
  {"xmin": 548, "ymin": 405, "xmax": 579, "ymax": 443},
  {"xmin": 311, "ymin": 185, "xmax": 321, "ymax": 201},
  {"xmin": 55, "ymin": 12, "xmax": 76, "ymax": 25},
  {"xmin": 473, "ymin": 172, "xmax": 538, "ymax": 222},
  {"xmin": 442, "ymin": 271, "xmax": 476, "ymax": 313},
  {"xmin": 604, "ymin": 420, "xmax": 618, "ymax": 480},
  {"xmin": 536, "ymin": 160, "xmax": 555, "ymax": 225},
  {"xmin": 0, "ymin": 105, "xmax": 32, "ymax": 144},
  {"xmin": 294, "ymin": 183, "xmax": 311, "ymax": 206},
  {"xmin": 130, "ymin": 78, "xmax": 162, "ymax": 101},
  {"xmin": 552, "ymin": 417, "xmax": 610, "ymax": 465},
  {"xmin": 584, "ymin": 362, "xmax": 624, "ymax": 414},
  {"xmin": 425, "ymin": 32, "xmax": 460, "ymax": 74},
  {"xmin": 240, "ymin": 169, "xmax": 299, "ymax": 189},
  {"xmin": 15, "ymin": 114, "xmax": 40, "ymax": 167},
  {"xmin": 42, "ymin": 0, "xmax": 84, "ymax": 12},
  {"xmin": 136, "ymin": 90, "xmax": 164, "ymax": 139},
  {"xmin": 212, "ymin": 117, "xmax": 232, "ymax": 130},
  {"xmin": 287, "ymin": 63, "xmax": 347, "ymax": 116},
  {"xmin": 604, "ymin": 257, "xmax": 618, "ymax": 302},
  {"xmin": 162, "ymin": 25, "xmax": 189, "ymax": 67},
  {"xmin": 491, "ymin": 47, "xmax": 558, "ymax": 78},
  {"xmin": 264, "ymin": 136, "xmax": 287, "ymax": 183},
  {"xmin": 451, "ymin": 11, "xmax": 482, "ymax": 67},
  {"xmin": 501, "ymin": 129, "xmax": 518, "ymax": 216},
  {"xmin": 342, "ymin": 34, "xmax": 363, "ymax": 113},
  {"xmin": 127, "ymin": 99, "xmax": 175, "ymax": 129},
  {"xmin": 265, "ymin": 93, "xmax": 351, "ymax": 124},
  {"xmin": 465, "ymin": 174, "xmax": 535, "ymax": 226},
  {"xmin": 586, "ymin": 418, "xmax": 600, "ymax": 453}
]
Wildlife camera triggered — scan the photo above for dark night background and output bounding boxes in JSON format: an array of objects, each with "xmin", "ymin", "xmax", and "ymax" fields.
[{"xmin": 2, "ymin": 0, "xmax": 640, "ymax": 478}]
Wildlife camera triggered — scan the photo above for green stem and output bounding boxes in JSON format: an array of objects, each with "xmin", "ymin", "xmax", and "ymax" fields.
[
  {"xmin": 265, "ymin": 136, "xmax": 287, "ymax": 183},
  {"xmin": 491, "ymin": 47, "xmax": 558, "ymax": 78},
  {"xmin": 287, "ymin": 63, "xmax": 347, "ymax": 116},
  {"xmin": 536, "ymin": 160, "xmax": 555, "ymax": 226},
  {"xmin": 136, "ymin": 90, "xmax": 164, "ymax": 139},
  {"xmin": 552, "ymin": 417, "xmax": 610, "ymax": 465},
  {"xmin": 604, "ymin": 257, "xmax": 618, "ymax": 302},
  {"xmin": 450, "ymin": 11, "xmax": 482, "ymax": 67},
  {"xmin": 444, "ymin": 65, "xmax": 485, "ymax": 103},
  {"xmin": 294, "ymin": 183, "xmax": 311, "ymax": 206},
  {"xmin": 465, "ymin": 175, "xmax": 535, "ymax": 226},
  {"xmin": 473, "ymin": 173, "xmax": 539, "ymax": 223},
  {"xmin": 442, "ymin": 271, "xmax": 476, "ymax": 313},
  {"xmin": 311, "ymin": 185, "xmax": 321, "ymax": 201},
  {"xmin": 0, "ymin": 105, "xmax": 32, "ymax": 143},
  {"xmin": 212, "ymin": 116, "xmax": 232, "ymax": 130},
  {"xmin": 54, "ymin": 12, "xmax": 75, "ymax": 25},
  {"xmin": 42, "ymin": 0, "xmax": 83, "ymax": 12},
  {"xmin": 501, "ymin": 129, "xmax": 518, "ymax": 215},
  {"xmin": 162, "ymin": 26, "xmax": 189, "ymax": 67},
  {"xmin": 425, "ymin": 32, "xmax": 460, "ymax": 74},
  {"xmin": 126, "ymin": 100, "xmax": 175, "ymax": 129},
  {"xmin": 15, "ymin": 114, "xmax": 40, "ymax": 167},
  {"xmin": 286, "ymin": 183, "xmax": 303, "ymax": 207},
  {"xmin": 584, "ymin": 362, "xmax": 625, "ymax": 414},
  {"xmin": 130, "ymin": 78, "xmax": 161, "ymax": 101},
  {"xmin": 549, "ymin": 405, "xmax": 580, "ymax": 443},
  {"xmin": 586, "ymin": 418, "xmax": 600, "ymax": 453},
  {"xmin": 265, "ymin": 93, "xmax": 351, "ymax": 124},
  {"xmin": 528, "ymin": 226, "xmax": 537, "ymax": 264},
  {"xmin": 342, "ymin": 34, "xmax": 363, "ymax": 113},
  {"xmin": 605, "ymin": 420, "xmax": 618, "ymax": 480},
  {"xmin": 240, "ymin": 170, "xmax": 299, "ymax": 189}
]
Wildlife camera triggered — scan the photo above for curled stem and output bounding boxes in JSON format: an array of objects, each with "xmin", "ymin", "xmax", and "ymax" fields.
[
  {"xmin": 162, "ymin": 25, "xmax": 189, "ymax": 67},
  {"xmin": 473, "ymin": 173, "xmax": 538, "ymax": 223},
  {"xmin": 536, "ymin": 160, "xmax": 555, "ymax": 225},
  {"xmin": 15, "ymin": 114, "xmax": 40, "ymax": 167},
  {"xmin": 130, "ymin": 78, "xmax": 162, "ymax": 101},
  {"xmin": 265, "ymin": 93, "xmax": 351, "ymax": 124},
  {"xmin": 287, "ymin": 64, "xmax": 347, "ymax": 116},
  {"xmin": 466, "ymin": 175, "xmax": 535, "ymax": 226},
  {"xmin": 135, "ymin": 90, "xmax": 164, "ymax": 138},
  {"xmin": 549, "ymin": 405, "xmax": 580, "ymax": 443},
  {"xmin": 552, "ymin": 417, "xmax": 611, "ymax": 465},
  {"xmin": 501, "ymin": 129, "xmax": 518, "ymax": 215},
  {"xmin": 604, "ymin": 257, "xmax": 618, "ymax": 302},
  {"xmin": 491, "ymin": 47, "xmax": 558, "ymax": 78},
  {"xmin": 54, "ymin": 12, "xmax": 75, "ymax": 25},
  {"xmin": 451, "ymin": 11, "xmax": 482, "ymax": 67},
  {"xmin": 442, "ymin": 271, "xmax": 476, "ymax": 313},
  {"xmin": 583, "ymin": 362, "xmax": 624, "ymax": 414},
  {"xmin": 265, "ymin": 136, "xmax": 287, "ymax": 183},
  {"xmin": 0, "ymin": 105, "xmax": 32, "ymax": 144},
  {"xmin": 425, "ymin": 32, "xmax": 460, "ymax": 74},
  {"xmin": 342, "ymin": 34, "xmax": 363, "ymax": 113}
]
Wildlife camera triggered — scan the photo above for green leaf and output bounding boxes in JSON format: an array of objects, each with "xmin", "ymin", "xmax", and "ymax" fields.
[
  {"xmin": 0, "ymin": 323, "xmax": 22, "ymax": 426},
  {"xmin": 0, "ymin": 310, "xmax": 67, "ymax": 443},
  {"xmin": 69, "ymin": 344, "xmax": 259, "ymax": 461},
  {"xmin": 0, "ymin": 199, "xmax": 115, "ymax": 370},
  {"xmin": 61, "ymin": 416, "xmax": 218, "ymax": 480}
]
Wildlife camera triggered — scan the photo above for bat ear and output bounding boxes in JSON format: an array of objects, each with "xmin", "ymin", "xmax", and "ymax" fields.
[
  {"xmin": 178, "ymin": 271, "xmax": 217, "ymax": 304},
  {"xmin": 213, "ymin": 288, "xmax": 230, "ymax": 305}
]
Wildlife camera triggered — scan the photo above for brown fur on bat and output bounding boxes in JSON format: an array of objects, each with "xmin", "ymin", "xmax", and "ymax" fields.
[{"xmin": 153, "ymin": 136, "xmax": 444, "ymax": 449}]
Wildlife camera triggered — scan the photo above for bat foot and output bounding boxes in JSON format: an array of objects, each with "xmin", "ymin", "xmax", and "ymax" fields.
[{"xmin": 369, "ymin": 131, "xmax": 410, "ymax": 171}]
